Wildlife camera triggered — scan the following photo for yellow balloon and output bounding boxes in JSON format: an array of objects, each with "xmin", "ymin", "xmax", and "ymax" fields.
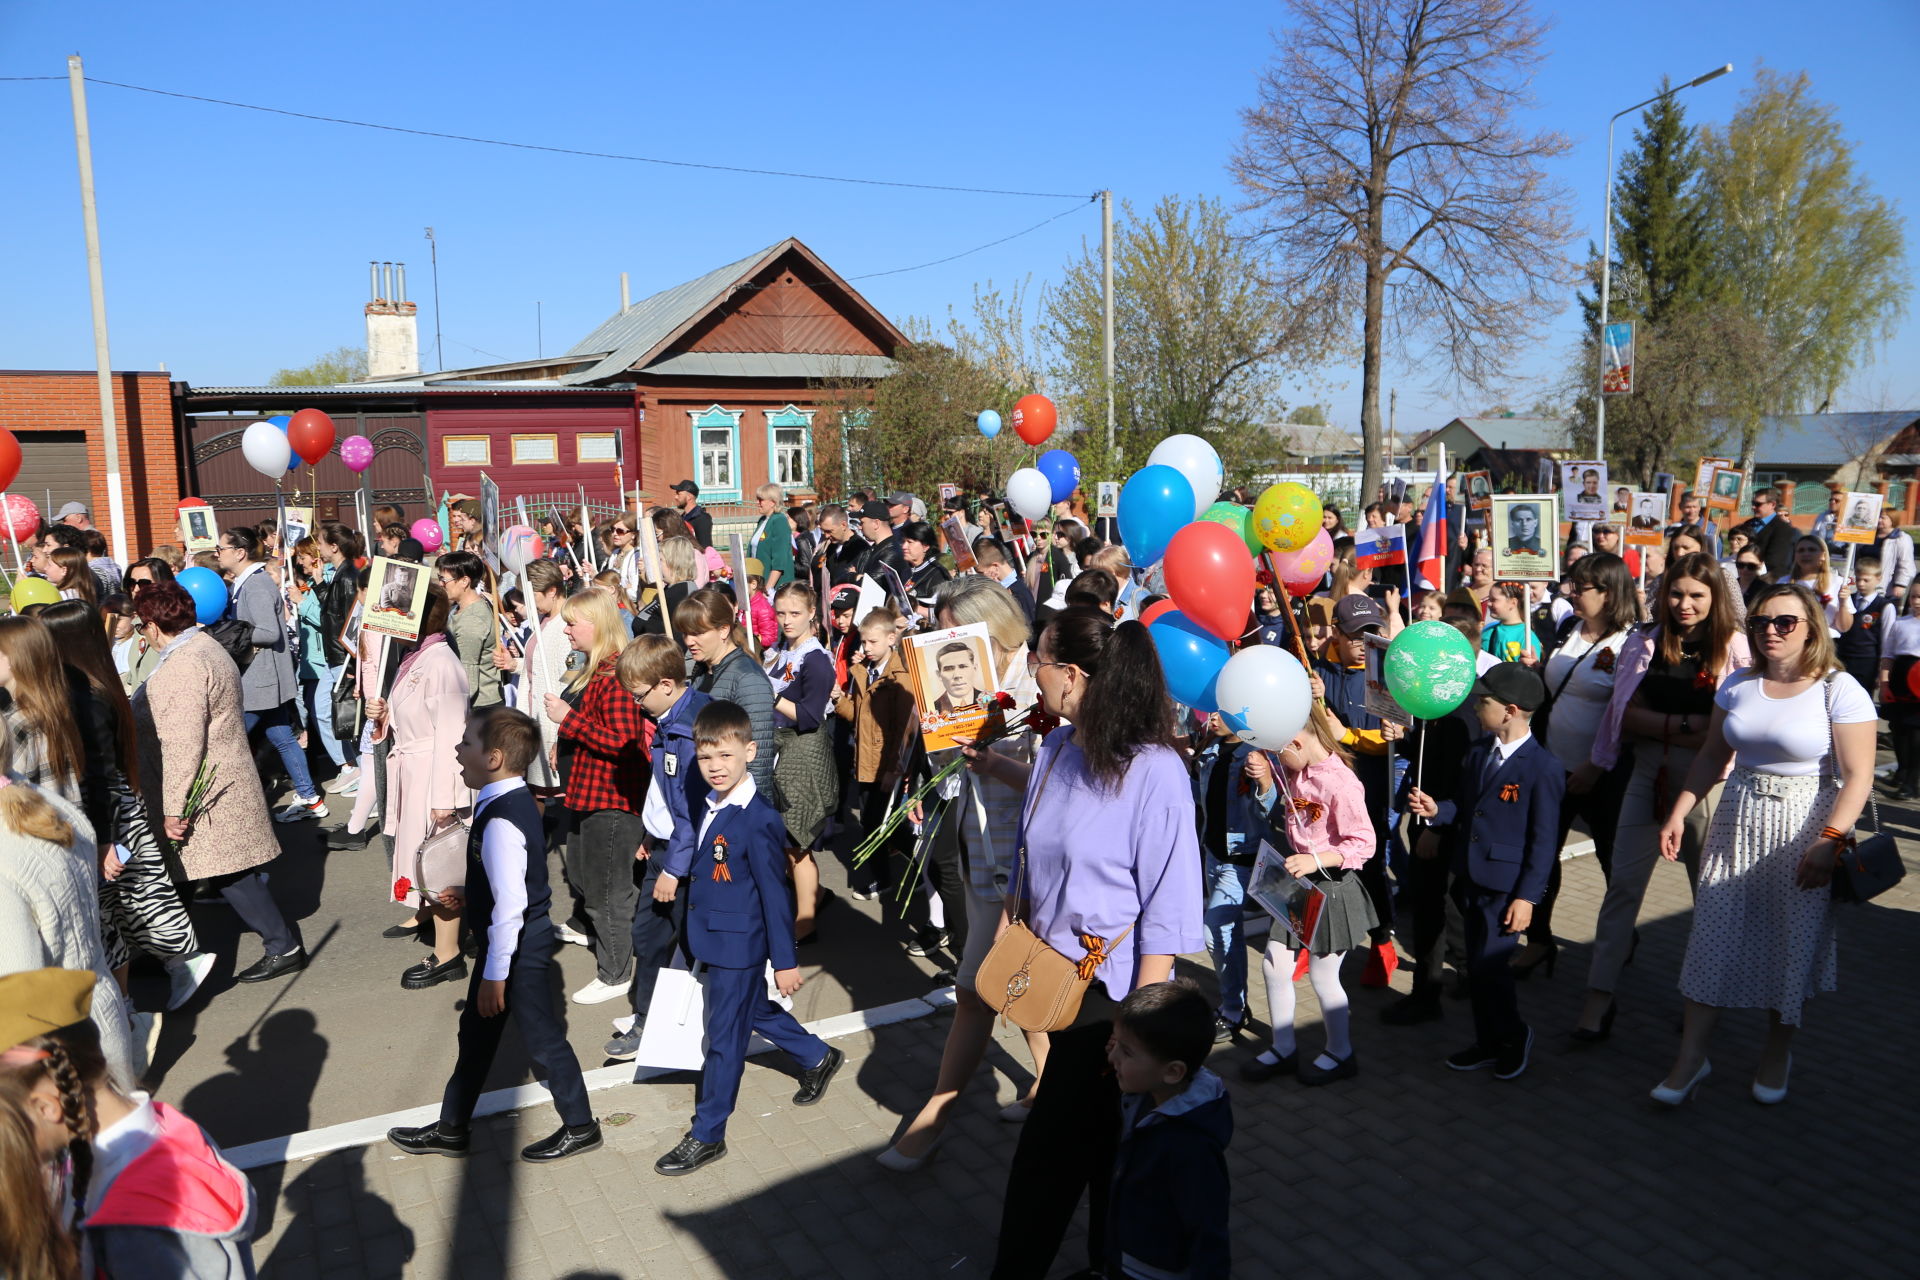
[
  {"xmin": 10, "ymin": 576, "xmax": 59, "ymax": 611},
  {"xmin": 1252, "ymin": 482, "xmax": 1324, "ymax": 553}
]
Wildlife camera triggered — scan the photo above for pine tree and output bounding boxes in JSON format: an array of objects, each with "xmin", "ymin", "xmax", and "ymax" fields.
[{"xmin": 1612, "ymin": 86, "xmax": 1712, "ymax": 325}]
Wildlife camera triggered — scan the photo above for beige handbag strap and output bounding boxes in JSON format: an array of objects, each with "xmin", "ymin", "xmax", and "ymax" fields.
[{"xmin": 1009, "ymin": 739, "xmax": 1141, "ymax": 976}]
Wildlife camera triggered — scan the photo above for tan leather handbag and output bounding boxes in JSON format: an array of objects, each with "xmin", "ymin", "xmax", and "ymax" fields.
[{"xmin": 975, "ymin": 751, "xmax": 1135, "ymax": 1033}]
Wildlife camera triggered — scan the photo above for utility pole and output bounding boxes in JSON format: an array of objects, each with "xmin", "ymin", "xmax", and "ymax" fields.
[
  {"xmin": 66, "ymin": 55, "xmax": 128, "ymax": 564},
  {"xmin": 424, "ymin": 226, "xmax": 444, "ymax": 371},
  {"xmin": 1101, "ymin": 190, "xmax": 1115, "ymax": 455}
]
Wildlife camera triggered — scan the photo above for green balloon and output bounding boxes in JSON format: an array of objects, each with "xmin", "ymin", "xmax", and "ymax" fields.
[
  {"xmin": 1198, "ymin": 501, "xmax": 1261, "ymax": 556},
  {"xmin": 1383, "ymin": 620, "xmax": 1478, "ymax": 720}
]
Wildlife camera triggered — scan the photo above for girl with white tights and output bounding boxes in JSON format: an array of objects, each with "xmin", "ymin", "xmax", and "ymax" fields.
[{"xmin": 1239, "ymin": 706, "xmax": 1379, "ymax": 1087}]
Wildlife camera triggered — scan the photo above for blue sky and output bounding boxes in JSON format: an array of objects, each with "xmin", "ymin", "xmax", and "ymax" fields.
[{"xmin": 3, "ymin": 0, "xmax": 1915, "ymax": 437}]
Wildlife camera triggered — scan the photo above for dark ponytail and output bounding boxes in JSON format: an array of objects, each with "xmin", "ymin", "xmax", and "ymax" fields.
[{"xmin": 1042, "ymin": 606, "xmax": 1176, "ymax": 789}]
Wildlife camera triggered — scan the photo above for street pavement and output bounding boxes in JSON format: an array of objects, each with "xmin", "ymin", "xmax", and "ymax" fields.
[{"xmin": 142, "ymin": 779, "xmax": 1919, "ymax": 1278}]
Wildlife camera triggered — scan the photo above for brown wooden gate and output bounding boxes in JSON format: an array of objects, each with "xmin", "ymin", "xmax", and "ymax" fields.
[{"xmin": 183, "ymin": 413, "xmax": 428, "ymax": 532}]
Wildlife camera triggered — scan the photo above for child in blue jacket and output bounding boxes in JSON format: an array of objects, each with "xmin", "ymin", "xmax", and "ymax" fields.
[{"xmin": 1103, "ymin": 979, "xmax": 1231, "ymax": 1279}]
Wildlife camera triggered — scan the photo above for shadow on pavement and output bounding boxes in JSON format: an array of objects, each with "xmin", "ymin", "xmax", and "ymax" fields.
[
  {"xmin": 258, "ymin": 1145, "xmax": 414, "ymax": 1278},
  {"xmin": 184, "ymin": 1007, "xmax": 327, "ymax": 1236}
]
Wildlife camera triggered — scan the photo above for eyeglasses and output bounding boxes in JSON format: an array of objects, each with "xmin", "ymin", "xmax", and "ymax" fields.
[
  {"xmin": 1026, "ymin": 656, "xmax": 1071, "ymax": 676},
  {"xmin": 611, "ymin": 527, "xmax": 632, "ymax": 535},
  {"xmin": 1747, "ymin": 614, "xmax": 1803, "ymax": 636},
  {"xmin": 1572, "ymin": 583, "xmax": 1602, "ymax": 596}
]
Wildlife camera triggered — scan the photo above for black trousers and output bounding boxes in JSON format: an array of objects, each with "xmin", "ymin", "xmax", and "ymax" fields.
[
  {"xmin": 991, "ymin": 1020, "xmax": 1120, "ymax": 1279},
  {"xmin": 1455, "ymin": 879, "xmax": 1526, "ymax": 1050},
  {"xmin": 210, "ymin": 868, "xmax": 299, "ymax": 958},
  {"xmin": 1401, "ymin": 838, "xmax": 1453, "ymax": 997},
  {"xmin": 440, "ymin": 941, "xmax": 592, "ymax": 1130},
  {"xmin": 1528, "ymin": 754, "xmax": 1631, "ymax": 944},
  {"xmin": 909, "ymin": 795, "xmax": 969, "ymax": 951}
]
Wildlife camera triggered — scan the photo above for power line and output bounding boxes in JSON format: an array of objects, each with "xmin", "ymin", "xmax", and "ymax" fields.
[
  {"xmin": 848, "ymin": 200, "xmax": 1096, "ymax": 280},
  {"xmin": 3, "ymin": 74, "xmax": 1089, "ymax": 200}
]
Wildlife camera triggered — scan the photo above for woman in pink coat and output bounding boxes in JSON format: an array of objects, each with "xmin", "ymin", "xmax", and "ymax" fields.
[{"xmin": 367, "ymin": 585, "xmax": 472, "ymax": 992}]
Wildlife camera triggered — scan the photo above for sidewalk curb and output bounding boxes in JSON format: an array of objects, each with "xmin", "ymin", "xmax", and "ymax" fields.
[{"xmin": 222, "ymin": 987, "xmax": 956, "ymax": 1172}]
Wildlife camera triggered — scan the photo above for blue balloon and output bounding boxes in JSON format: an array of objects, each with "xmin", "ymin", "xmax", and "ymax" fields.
[
  {"xmin": 1149, "ymin": 611, "xmax": 1230, "ymax": 712},
  {"xmin": 176, "ymin": 567, "xmax": 228, "ymax": 627},
  {"xmin": 1037, "ymin": 449, "xmax": 1080, "ymax": 504},
  {"xmin": 1118, "ymin": 465, "xmax": 1196, "ymax": 568},
  {"xmin": 977, "ymin": 409, "xmax": 1002, "ymax": 439},
  {"xmin": 266, "ymin": 415, "xmax": 299, "ymax": 470}
]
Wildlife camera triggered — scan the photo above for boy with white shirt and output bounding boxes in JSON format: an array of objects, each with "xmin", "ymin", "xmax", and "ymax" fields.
[{"xmin": 386, "ymin": 707, "xmax": 600, "ymax": 1163}]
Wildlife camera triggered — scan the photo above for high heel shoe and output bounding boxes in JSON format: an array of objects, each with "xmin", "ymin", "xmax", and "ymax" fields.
[
  {"xmin": 874, "ymin": 1129, "xmax": 945, "ymax": 1173},
  {"xmin": 1650, "ymin": 1059, "xmax": 1711, "ymax": 1106},
  {"xmin": 1752, "ymin": 1055, "xmax": 1792, "ymax": 1105},
  {"xmin": 1511, "ymin": 939, "xmax": 1559, "ymax": 981},
  {"xmin": 1569, "ymin": 1000, "xmax": 1617, "ymax": 1044}
]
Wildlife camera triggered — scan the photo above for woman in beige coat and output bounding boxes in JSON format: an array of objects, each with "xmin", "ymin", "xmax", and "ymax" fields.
[
  {"xmin": 368, "ymin": 584, "xmax": 472, "ymax": 991},
  {"xmin": 130, "ymin": 583, "xmax": 306, "ymax": 985}
]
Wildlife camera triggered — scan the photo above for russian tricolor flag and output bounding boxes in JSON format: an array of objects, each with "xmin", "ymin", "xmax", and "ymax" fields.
[
  {"xmin": 1355, "ymin": 523, "xmax": 1406, "ymax": 570},
  {"xmin": 1415, "ymin": 468, "xmax": 1448, "ymax": 591}
]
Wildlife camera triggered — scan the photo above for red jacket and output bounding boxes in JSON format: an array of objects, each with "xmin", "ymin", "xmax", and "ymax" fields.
[{"xmin": 558, "ymin": 659, "xmax": 653, "ymax": 813}]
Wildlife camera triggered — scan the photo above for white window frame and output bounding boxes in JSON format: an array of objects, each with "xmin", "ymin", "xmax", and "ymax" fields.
[
  {"xmin": 690, "ymin": 405, "xmax": 742, "ymax": 503},
  {"xmin": 766, "ymin": 404, "xmax": 815, "ymax": 492}
]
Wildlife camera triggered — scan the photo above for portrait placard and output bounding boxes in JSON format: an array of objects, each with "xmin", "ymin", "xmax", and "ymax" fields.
[
  {"xmin": 1706, "ymin": 466, "xmax": 1744, "ymax": 513},
  {"xmin": 1362, "ymin": 633, "xmax": 1411, "ymax": 726},
  {"xmin": 900, "ymin": 622, "xmax": 1000, "ymax": 753},
  {"xmin": 1463, "ymin": 470, "xmax": 1492, "ymax": 512},
  {"xmin": 1562, "ymin": 462, "xmax": 1608, "ymax": 522},
  {"xmin": 1625, "ymin": 491, "xmax": 1668, "ymax": 546},
  {"xmin": 177, "ymin": 501, "xmax": 218, "ymax": 553},
  {"xmin": 1490, "ymin": 494, "xmax": 1557, "ymax": 581},
  {"xmin": 1836, "ymin": 492, "xmax": 1883, "ymax": 545},
  {"xmin": 361, "ymin": 556, "xmax": 431, "ymax": 642}
]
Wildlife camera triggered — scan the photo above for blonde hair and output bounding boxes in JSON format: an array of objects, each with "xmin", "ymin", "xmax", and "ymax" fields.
[
  {"xmin": 1748, "ymin": 583, "xmax": 1840, "ymax": 680},
  {"xmin": 932, "ymin": 576, "xmax": 1028, "ymax": 659},
  {"xmin": 0, "ymin": 723, "xmax": 75, "ymax": 845},
  {"xmin": 560, "ymin": 589, "xmax": 629, "ymax": 691},
  {"xmin": 756, "ymin": 482, "xmax": 786, "ymax": 504},
  {"xmin": 1789, "ymin": 536, "xmax": 1834, "ymax": 596},
  {"xmin": 659, "ymin": 536, "xmax": 699, "ymax": 585},
  {"xmin": 592, "ymin": 570, "xmax": 633, "ymax": 612},
  {"xmin": 0, "ymin": 617, "xmax": 82, "ymax": 790}
]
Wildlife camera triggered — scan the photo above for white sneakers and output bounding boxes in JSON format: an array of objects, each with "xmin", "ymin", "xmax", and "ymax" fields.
[
  {"xmin": 325, "ymin": 767, "xmax": 361, "ymax": 796},
  {"xmin": 555, "ymin": 923, "xmax": 592, "ymax": 948},
  {"xmin": 274, "ymin": 795, "xmax": 328, "ymax": 823},
  {"xmin": 164, "ymin": 953, "xmax": 215, "ymax": 1011},
  {"xmin": 571, "ymin": 976, "xmax": 629, "ymax": 1006}
]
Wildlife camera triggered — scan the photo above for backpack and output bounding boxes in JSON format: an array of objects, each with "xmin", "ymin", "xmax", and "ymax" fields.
[{"xmin": 202, "ymin": 618, "xmax": 258, "ymax": 673}]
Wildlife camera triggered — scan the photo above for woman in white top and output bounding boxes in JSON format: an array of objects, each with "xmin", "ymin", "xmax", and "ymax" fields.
[
  {"xmin": 1651, "ymin": 583, "xmax": 1874, "ymax": 1106},
  {"xmin": 1875, "ymin": 589, "xmax": 1920, "ymax": 797},
  {"xmin": 1515, "ymin": 551, "xmax": 1638, "ymax": 979},
  {"xmin": 1779, "ymin": 535, "xmax": 1853, "ymax": 634},
  {"xmin": 492, "ymin": 559, "xmax": 573, "ymax": 791}
]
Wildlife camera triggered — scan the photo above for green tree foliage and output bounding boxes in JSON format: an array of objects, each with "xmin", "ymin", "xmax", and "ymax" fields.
[
  {"xmin": 1698, "ymin": 67, "xmax": 1909, "ymax": 479},
  {"xmin": 1287, "ymin": 404, "xmax": 1329, "ymax": 426},
  {"xmin": 268, "ymin": 345, "xmax": 368, "ymax": 386},
  {"xmin": 1045, "ymin": 195, "xmax": 1304, "ymax": 489}
]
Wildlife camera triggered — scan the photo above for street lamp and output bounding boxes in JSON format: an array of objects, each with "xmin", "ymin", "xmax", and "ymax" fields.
[{"xmin": 1594, "ymin": 63, "xmax": 1732, "ymax": 466}]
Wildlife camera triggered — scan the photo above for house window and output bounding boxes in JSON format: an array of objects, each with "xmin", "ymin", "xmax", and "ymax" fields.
[
  {"xmin": 511, "ymin": 435, "xmax": 558, "ymax": 465},
  {"xmin": 577, "ymin": 433, "xmax": 620, "ymax": 464},
  {"xmin": 766, "ymin": 405, "xmax": 815, "ymax": 490},
  {"xmin": 689, "ymin": 405, "xmax": 742, "ymax": 503},
  {"xmin": 444, "ymin": 436, "xmax": 490, "ymax": 466}
]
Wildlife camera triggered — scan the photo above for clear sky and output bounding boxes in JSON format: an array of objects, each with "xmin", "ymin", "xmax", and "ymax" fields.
[{"xmin": 2, "ymin": 0, "xmax": 1915, "ymax": 438}]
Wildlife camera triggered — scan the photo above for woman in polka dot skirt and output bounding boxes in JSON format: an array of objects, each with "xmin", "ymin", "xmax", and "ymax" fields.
[{"xmin": 1650, "ymin": 584, "xmax": 1876, "ymax": 1106}]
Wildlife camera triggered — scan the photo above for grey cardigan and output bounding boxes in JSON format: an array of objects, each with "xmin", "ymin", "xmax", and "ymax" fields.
[
  {"xmin": 697, "ymin": 645, "xmax": 776, "ymax": 792},
  {"xmin": 232, "ymin": 565, "xmax": 298, "ymax": 713}
]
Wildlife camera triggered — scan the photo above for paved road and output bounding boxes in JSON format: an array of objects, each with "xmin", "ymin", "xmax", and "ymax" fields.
[{"xmin": 223, "ymin": 798, "xmax": 1920, "ymax": 1278}]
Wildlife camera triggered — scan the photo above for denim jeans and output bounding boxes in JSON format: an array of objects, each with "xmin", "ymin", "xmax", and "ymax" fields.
[
  {"xmin": 307, "ymin": 663, "xmax": 346, "ymax": 767},
  {"xmin": 1203, "ymin": 854, "xmax": 1255, "ymax": 1020},
  {"xmin": 244, "ymin": 704, "xmax": 317, "ymax": 801}
]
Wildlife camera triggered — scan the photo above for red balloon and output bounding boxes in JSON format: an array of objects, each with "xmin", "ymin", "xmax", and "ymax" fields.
[
  {"xmin": 0, "ymin": 493, "xmax": 36, "ymax": 543},
  {"xmin": 286, "ymin": 408, "xmax": 337, "ymax": 466},
  {"xmin": 1903, "ymin": 655, "xmax": 1920, "ymax": 702},
  {"xmin": 0, "ymin": 429, "xmax": 19, "ymax": 493},
  {"xmin": 1138, "ymin": 597, "xmax": 1177, "ymax": 628},
  {"xmin": 1012, "ymin": 394, "xmax": 1056, "ymax": 447},
  {"xmin": 1164, "ymin": 521, "xmax": 1256, "ymax": 641}
]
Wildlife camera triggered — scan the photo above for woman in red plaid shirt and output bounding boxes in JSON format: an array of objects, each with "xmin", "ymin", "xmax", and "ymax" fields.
[{"xmin": 543, "ymin": 588, "xmax": 652, "ymax": 1007}]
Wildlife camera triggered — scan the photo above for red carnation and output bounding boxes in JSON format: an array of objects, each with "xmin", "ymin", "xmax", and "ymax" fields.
[
  {"xmin": 993, "ymin": 691, "xmax": 1016, "ymax": 709},
  {"xmin": 1693, "ymin": 669, "xmax": 1717, "ymax": 691},
  {"xmin": 1255, "ymin": 570, "xmax": 1276, "ymax": 587},
  {"xmin": 393, "ymin": 876, "xmax": 413, "ymax": 903}
]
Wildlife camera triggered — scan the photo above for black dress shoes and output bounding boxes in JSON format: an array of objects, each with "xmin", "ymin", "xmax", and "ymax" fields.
[
  {"xmin": 325, "ymin": 827, "xmax": 372, "ymax": 851},
  {"xmin": 234, "ymin": 949, "xmax": 308, "ymax": 984},
  {"xmin": 654, "ymin": 1133, "xmax": 727, "ymax": 1176},
  {"xmin": 382, "ymin": 919, "xmax": 423, "ymax": 940},
  {"xmin": 793, "ymin": 1046, "xmax": 844, "ymax": 1106},
  {"xmin": 1238, "ymin": 1052, "xmax": 1297, "ymax": 1083},
  {"xmin": 1381, "ymin": 991, "xmax": 1444, "ymax": 1025},
  {"xmin": 521, "ymin": 1122, "xmax": 602, "ymax": 1163},
  {"xmin": 386, "ymin": 1122, "xmax": 470, "ymax": 1158},
  {"xmin": 400, "ymin": 954, "xmax": 468, "ymax": 990}
]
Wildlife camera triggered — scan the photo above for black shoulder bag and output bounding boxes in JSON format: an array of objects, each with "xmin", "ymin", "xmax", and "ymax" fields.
[{"xmin": 1825, "ymin": 673, "xmax": 1905, "ymax": 903}]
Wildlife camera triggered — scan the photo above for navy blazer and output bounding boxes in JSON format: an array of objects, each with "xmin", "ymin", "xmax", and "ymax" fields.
[
  {"xmin": 682, "ymin": 791, "xmax": 799, "ymax": 972},
  {"xmin": 1430, "ymin": 735, "xmax": 1563, "ymax": 903}
]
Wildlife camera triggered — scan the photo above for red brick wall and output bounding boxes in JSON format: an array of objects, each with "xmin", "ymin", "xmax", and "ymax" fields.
[{"xmin": 0, "ymin": 370, "xmax": 182, "ymax": 553}]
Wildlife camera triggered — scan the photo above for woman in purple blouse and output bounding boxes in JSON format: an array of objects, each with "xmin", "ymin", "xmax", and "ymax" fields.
[{"xmin": 967, "ymin": 607, "xmax": 1204, "ymax": 1280}]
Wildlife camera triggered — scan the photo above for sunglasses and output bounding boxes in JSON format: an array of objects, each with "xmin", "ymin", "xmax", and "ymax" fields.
[
  {"xmin": 611, "ymin": 527, "xmax": 632, "ymax": 535},
  {"xmin": 1747, "ymin": 613, "xmax": 1803, "ymax": 636}
]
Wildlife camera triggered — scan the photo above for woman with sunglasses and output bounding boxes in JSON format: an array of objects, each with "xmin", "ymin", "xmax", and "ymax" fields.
[
  {"xmin": 1650, "ymin": 584, "xmax": 1873, "ymax": 1104},
  {"xmin": 1576, "ymin": 552, "xmax": 1749, "ymax": 1041},
  {"xmin": 603, "ymin": 511, "xmax": 644, "ymax": 602}
]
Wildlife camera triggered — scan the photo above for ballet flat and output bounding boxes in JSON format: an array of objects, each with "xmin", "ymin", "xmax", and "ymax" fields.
[
  {"xmin": 875, "ymin": 1130, "xmax": 945, "ymax": 1173},
  {"xmin": 1752, "ymin": 1055, "xmax": 1791, "ymax": 1106},
  {"xmin": 1650, "ymin": 1059, "xmax": 1711, "ymax": 1106}
]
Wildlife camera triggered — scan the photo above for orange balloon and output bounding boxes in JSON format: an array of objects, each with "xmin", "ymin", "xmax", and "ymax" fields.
[
  {"xmin": 1012, "ymin": 394, "xmax": 1056, "ymax": 447},
  {"xmin": 0, "ymin": 429, "xmax": 19, "ymax": 493}
]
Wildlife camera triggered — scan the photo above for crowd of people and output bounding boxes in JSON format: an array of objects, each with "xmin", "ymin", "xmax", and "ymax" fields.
[{"xmin": 0, "ymin": 467, "xmax": 1894, "ymax": 1277}]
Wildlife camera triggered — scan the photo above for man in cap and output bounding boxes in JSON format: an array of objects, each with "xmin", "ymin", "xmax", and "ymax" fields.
[
  {"xmin": 886, "ymin": 492, "xmax": 918, "ymax": 530},
  {"xmin": 855, "ymin": 502, "xmax": 910, "ymax": 603},
  {"xmin": 1404, "ymin": 662, "xmax": 1562, "ymax": 1081},
  {"xmin": 56, "ymin": 501, "xmax": 92, "ymax": 530},
  {"xmin": 671, "ymin": 480, "xmax": 713, "ymax": 550}
]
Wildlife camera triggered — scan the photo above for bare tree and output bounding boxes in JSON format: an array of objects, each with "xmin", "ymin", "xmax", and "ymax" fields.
[{"xmin": 1232, "ymin": 0, "xmax": 1577, "ymax": 502}]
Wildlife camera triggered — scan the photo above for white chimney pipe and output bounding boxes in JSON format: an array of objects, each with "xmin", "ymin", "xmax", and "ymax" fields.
[
  {"xmin": 396, "ymin": 262, "xmax": 407, "ymax": 304},
  {"xmin": 621, "ymin": 272, "xmax": 630, "ymax": 312},
  {"xmin": 369, "ymin": 260, "xmax": 379, "ymax": 302}
]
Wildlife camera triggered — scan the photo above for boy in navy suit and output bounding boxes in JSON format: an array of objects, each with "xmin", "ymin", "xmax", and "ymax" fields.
[
  {"xmin": 1406, "ymin": 663, "xmax": 1562, "ymax": 1081},
  {"xmin": 653, "ymin": 700, "xmax": 844, "ymax": 1176},
  {"xmin": 387, "ymin": 707, "xmax": 601, "ymax": 1162}
]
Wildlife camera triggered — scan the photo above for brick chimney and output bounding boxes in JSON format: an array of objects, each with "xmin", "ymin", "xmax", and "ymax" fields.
[{"xmin": 365, "ymin": 260, "xmax": 420, "ymax": 378}]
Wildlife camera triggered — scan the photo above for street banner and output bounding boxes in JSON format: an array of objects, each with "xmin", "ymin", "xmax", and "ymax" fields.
[{"xmin": 1602, "ymin": 321, "xmax": 1635, "ymax": 394}]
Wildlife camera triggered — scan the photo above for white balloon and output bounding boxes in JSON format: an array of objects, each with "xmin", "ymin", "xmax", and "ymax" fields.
[
  {"xmin": 500, "ymin": 524, "xmax": 543, "ymax": 573},
  {"xmin": 1147, "ymin": 434, "xmax": 1223, "ymax": 517},
  {"xmin": 1006, "ymin": 467, "xmax": 1054, "ymax": 521},
  {"xmin": 1213, "ymin": 645, "xmax": 1312, "ymax": 751},
  {"xmin": 241, "ymin": 421, "xmax": 292, "ymax": 478}
]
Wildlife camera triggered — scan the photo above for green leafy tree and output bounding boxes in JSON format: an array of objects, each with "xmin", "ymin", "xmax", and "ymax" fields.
[
  {"xmin": 268, "ymin": 345, "xmax": 368, "ymax": 386},
  {"xmin": 1232, "ymin": 0, "xmax": 1577, "ymax": 506},
  {"xmin": 1698, "ymin": 67, "xmax": 1909, "ymax": 482},
  {"xmin": 1287, "ymin": 404, "xmax": 1329, "ymax": 426}
]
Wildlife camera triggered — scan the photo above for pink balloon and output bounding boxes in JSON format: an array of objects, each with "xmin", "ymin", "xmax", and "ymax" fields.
[
  {"xmin": 0, "ymin": 493, "xmax": 37, "ymax": 544},
  {"xmin": 410, "ymin": 518, "xmax": 444, "ymax": 553},
  {"xmin": 340, "ymin": 435, "xmax": 375, "ymax": 473},
  {"xmin": 1271, "ymin": 529, "xmax": 1335, "ymax": 597}
]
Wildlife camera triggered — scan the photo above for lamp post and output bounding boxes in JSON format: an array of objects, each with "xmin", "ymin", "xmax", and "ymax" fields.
[{"xmin": 1594, "ymin": 63, "xmax": 1732, "ymax": 466}]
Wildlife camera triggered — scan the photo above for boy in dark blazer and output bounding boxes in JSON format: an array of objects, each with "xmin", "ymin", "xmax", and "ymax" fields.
[
  {"xmin": 387, "ymin": 707, "xmax": 601, "ymax": 1162},
  {"xmin": 653, "ymin": 700, "xmax": 844, "ymax": 1176},
  {"xmin": 1406, "ymin": 663, "xmax": 1562, "ymax": 1081}
]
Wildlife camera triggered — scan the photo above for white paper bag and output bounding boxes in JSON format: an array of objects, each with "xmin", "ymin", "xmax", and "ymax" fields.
[{"xmin": 633, "ymin": 960, "xmax": 794, "ymax": 1072}]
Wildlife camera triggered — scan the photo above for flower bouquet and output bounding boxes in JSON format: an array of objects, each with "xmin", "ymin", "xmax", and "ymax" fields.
[{"xmin": 160, "ymin": 760, "xmax": 219, "ymax": 853}]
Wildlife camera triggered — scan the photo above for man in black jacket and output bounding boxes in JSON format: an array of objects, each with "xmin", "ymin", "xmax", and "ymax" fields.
[
  {"xmin": 854, "ymin": 503, "xmax": 910, "ymax": 606},
  {"xmin": 816, "ymin": 504, "xmax": 868, "ymax": 589},
  {"xmin": 671, "ymin": 480, "xmax": 713, "ymax": 550},
  {"xmin": 1742, "ymin": 488, "xmax": 1797, "ymax": 582}
]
